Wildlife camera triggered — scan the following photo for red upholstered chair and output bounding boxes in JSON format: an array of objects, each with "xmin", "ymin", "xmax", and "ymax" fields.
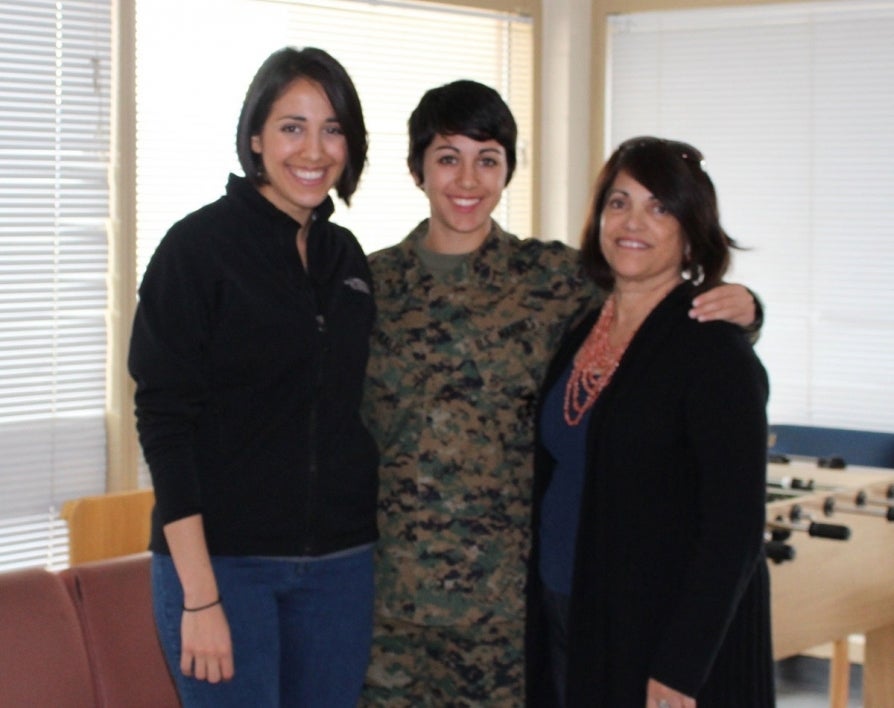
[
  {"xmin": 0, "ymin": 567, "xmax": 97, "ymax": 707},
  {"xmin": 60, "ymin": 552, "xmax": 180, "ymax": 708}
]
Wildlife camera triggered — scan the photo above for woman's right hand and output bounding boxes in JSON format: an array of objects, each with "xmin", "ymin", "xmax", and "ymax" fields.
[
  {"xmin": 646, "ymin": 677, "xmax": 696, "ymax": 708},
  {"xmin": 163, "ymin": 514, "xmax": 234, "ymax": 683},
  {"xmin": 180, "ymin": 601, "xmax": 234, "ymax": 682}
]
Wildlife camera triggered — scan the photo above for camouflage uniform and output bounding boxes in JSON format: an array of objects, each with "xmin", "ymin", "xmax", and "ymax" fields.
[{"xmin": 361, "ymin": 220, "xmax": 599, "ymax": 706}]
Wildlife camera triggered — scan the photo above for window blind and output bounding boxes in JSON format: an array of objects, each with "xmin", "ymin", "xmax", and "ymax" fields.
[
  {"xmin": 134, "ymin": 0, "xmax": 534, "ymax": 282},
  {"xmin": 606, "ymin": 1, "xmax": 894, "ymax": 433},
  {"xmin": 0, "ymin": 0, "xmax": 111, "ymax": 571}
]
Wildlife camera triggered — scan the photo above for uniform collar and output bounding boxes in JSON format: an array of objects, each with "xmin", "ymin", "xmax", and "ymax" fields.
[{"xmin": 396, "ymin": 219, "xmax": 515, "ymax": 290}]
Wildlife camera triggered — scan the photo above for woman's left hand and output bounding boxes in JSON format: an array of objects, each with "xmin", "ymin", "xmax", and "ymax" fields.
[
  {"xmin": 689, "ymin": 283, "xmax": 755, "ymax": 327},
  {"xmin": 646, "ymin": 677, "xmax": 696, "ymax": 708}
]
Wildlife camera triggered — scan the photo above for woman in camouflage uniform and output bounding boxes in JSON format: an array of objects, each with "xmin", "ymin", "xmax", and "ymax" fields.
[{"xmin": 360, "ymin": 81, "xmax": 758, "ymax": 706}]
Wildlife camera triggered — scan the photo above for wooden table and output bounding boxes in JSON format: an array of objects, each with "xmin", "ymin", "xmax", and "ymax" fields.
[{"xmin": 766, "ymin": 460, "xmax": 894, "ymax": 707}]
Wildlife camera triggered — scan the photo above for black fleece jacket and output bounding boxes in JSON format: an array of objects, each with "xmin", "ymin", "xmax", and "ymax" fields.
[{"xmin": 129, "ymin": 174, "xmax": 378, "ymax": 557}]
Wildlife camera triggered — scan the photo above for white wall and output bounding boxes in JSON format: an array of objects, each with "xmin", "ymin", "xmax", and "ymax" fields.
[{"xmin": 539, "ymin": 0, "xmax": 594, "ymax": 246}]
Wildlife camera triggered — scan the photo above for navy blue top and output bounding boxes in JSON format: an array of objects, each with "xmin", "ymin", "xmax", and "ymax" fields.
[{"xmin": 538, "ymin": 360, "xmax": 592, "ymax": 595}]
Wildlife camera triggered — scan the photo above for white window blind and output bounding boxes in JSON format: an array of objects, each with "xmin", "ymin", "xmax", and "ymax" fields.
[
  {"xmin": 0, "ymin": 0, "xmax": 111, "ymax": 571},
  {"xmin": 606, "ymin": 1, "xmax": 894, "ymax": 433},
  {"xmin": 134, "ymin": 0, "xmax": 534, "ymax": 282}
]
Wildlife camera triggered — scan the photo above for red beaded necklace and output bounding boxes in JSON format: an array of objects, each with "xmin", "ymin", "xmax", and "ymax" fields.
[{"xmin": 563, "ymin": 296, "xmax": 632, "ymax": 426}]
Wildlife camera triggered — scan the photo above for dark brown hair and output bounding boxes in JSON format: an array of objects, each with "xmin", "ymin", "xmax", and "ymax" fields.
[
  {"xmin": 236, "ymin": 47, "xmax": 367, "ymax": 204},
  {"xmin": 407, "ymin": 80, "xmax": 517, "ymax": 187},
  {"xmin": 580, "ymin": 136, "xmax": 736, "ymax": 291}
]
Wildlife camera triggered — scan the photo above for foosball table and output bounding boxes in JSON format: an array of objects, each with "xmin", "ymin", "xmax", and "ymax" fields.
[{"xmin": 765, "ymin": 457, "xmax": 894, "ymax": 707}]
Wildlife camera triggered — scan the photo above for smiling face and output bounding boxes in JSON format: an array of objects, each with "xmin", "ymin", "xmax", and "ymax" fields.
[
  {"xmin": 599, "ymin": 170, "xmax": 687, "ymax": 291},
  {"xmin": 251, "ymin": 78, "xmax": 347, "ymax": 224},
  {"xmin": 417, "ymin": 133, "xmax": 508, "ymax": 254}
]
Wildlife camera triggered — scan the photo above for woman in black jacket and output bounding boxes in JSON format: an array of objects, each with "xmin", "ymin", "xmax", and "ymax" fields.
[
  {"xmin": 128, "ymin": 47, "xmax": 378, "ymax": 708},
  {"xmin": 527, "ymin": 137, "xmax": 774, "ymax": 707}
]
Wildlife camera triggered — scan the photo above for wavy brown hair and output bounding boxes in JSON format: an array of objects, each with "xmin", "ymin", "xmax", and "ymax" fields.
[{"xmin": 580, "ymin": 136, "xmax": 737, "ymax": 292}]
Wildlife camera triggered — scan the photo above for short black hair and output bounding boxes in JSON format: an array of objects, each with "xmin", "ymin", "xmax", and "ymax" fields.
[
  {"xmin": 236, "ymin": 47, "xmax": 367, "ymax": 204},
  {"xmin": 580, "ymin": 136, "xmax": 736, "ymax": 292},
  {"xmin": 407, "ymin": 80, "xmax": 517, "ymax": 187}
]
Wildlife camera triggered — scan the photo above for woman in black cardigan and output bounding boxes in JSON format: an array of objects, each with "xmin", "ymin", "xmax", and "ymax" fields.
[{"xmin": 526, "ymin": 137, "xmax": 775, "ymax": 707}]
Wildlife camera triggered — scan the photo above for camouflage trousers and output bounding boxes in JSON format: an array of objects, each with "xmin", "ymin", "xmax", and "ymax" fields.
[{"xmin": 359, "ymin": 616, "xmax": 525, "ymax": 707}]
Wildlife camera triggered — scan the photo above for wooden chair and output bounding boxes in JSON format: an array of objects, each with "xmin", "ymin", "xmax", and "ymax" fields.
[{"xmin": 61, "ymin": 489, "xmax": 155, "ymax": 566}]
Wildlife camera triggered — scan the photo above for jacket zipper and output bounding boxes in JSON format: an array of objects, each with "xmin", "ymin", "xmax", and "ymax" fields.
[{"xmin": 303, "ymin": 309, "xmax": 326, "ymax": 555}]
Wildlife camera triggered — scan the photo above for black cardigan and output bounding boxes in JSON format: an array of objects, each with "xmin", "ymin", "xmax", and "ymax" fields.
[
  {"xmin": 129, "ymin": 174, "xmax": 379, "ymax": 557},
  {"xmin": 526, "ymin": 282, "xmax": 774, "ymax": 707}
]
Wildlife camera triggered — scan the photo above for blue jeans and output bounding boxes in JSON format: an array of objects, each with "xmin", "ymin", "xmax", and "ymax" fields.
[{"xmin": 152, "ymin": 548, "xmax": 374, "ymax": 708}]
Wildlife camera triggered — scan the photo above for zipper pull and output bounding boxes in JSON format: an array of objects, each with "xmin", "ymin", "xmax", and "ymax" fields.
[{"xmin": 316, "ymin": 314, "xmax": 326, "ymax": 333}]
